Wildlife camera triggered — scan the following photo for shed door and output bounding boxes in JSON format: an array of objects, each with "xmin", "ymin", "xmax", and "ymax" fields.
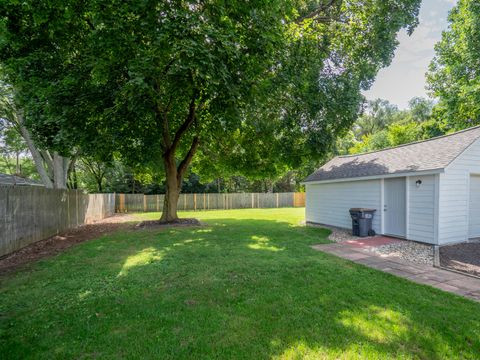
[
  {"xmin": 469, "ymin": 175, "xmax": 480, "ymax": 238},
  {"xmin": 384, "ymin": 177, "xmax": 406, "ymax": 237}
]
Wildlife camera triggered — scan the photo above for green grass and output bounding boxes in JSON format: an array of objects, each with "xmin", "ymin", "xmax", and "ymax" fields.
[{"xmin": 1, "ymin": 208, "xmax": 479, "ymax": 359}]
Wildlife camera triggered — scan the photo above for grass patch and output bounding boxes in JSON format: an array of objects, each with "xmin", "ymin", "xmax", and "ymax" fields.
[{"xmin": 1, "ymin": 208, "xmax": 479, "ymax": 359}]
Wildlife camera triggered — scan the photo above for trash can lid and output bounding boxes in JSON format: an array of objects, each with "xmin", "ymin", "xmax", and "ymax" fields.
[{"xmin": 349, "ymin": 208, "xmax": 376, "ymax": 212}]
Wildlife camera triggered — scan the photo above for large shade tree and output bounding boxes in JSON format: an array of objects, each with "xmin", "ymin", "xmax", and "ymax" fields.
[
  {"xmin": 1, "ymin": 0, "xmax": 421, "ymax": 222},
  {"xmin": 427, "ymin": 0, "xmax": 480, "ymax": 130}
]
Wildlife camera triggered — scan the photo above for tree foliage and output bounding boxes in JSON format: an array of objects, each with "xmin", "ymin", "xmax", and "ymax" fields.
[
  {"xmin": 347, "ymin": 97, "xmax": 441, "ymax": 154},
  {"xmin": 353, "ymin": 99, "xmax": 399, "ymax": 138},
  {"xmin": 0, "ymin": 0, "xmax": 421, "ymax": 220},
  {"xmin": 427, "ymin": 0, "xmax": 480, "ymax": 130}
]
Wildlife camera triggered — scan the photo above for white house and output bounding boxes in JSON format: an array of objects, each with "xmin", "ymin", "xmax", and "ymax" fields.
[{"xmin": 304, "ymin": 125, "xmax": 480, "ymax": 245}]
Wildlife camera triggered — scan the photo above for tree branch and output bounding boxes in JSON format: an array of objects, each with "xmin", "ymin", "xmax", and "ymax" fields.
[
  {"xmin": 16, "ymin": 113, "xmax": 54, "ymax": 188},
  {"xmin": 159, "ymin": 96, "xmax": 173, "ymax": 150},
  {"xmin": 169, "ymin": 93, "xmax": 197, "ymax": 155},
  {"xmin": 295, "ymin": 0, "xmax": 342, "ymax": 24},
  {"xmin": 176, "ymin": 136, "xmax": 200, "ymax": 187}
]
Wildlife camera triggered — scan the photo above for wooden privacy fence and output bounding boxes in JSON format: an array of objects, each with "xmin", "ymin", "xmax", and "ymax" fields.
[
  {"xmin": 116, "ymin": 192, "xmax": 305, "ymax": 212},
  {"xmin": 0, "ymin": 186, "xmax": 115, "ymax": 257}
]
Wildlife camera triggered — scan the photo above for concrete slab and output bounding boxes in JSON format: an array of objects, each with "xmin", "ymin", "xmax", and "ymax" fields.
[
  {"xmin": 445, "ymin": 278, "xmax": 480, "ymax": 292},
  {"xmin": 312, "ymin": 242, "xmax": 480, "ymax": 302}
]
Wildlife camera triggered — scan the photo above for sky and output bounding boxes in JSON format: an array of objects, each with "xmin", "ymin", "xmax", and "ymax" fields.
[{"xmin": 363, "ymin": 0, "xmax": 458, "ymax": 109}]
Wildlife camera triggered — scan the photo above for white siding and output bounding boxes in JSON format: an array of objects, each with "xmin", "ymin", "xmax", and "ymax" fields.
[
  {"xmin": 306, "ymin": 180, "xmax": 382, "ymax": 233},
  {"xmin": 469, "ymin": 175, "xmax": 480, "ymax": 237},
  {"xmin": 407, "ymin": 175, "xmax": 437, "ymax": 244},
  {"xmin": 439, "ymin": 138, "xmax": 480, "ymax": 245}
]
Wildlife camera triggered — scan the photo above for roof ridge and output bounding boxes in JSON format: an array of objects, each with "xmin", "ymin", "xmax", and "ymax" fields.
[{"xmin": 337, "ymin": 124, "xmax": 480, "ymax": 159}]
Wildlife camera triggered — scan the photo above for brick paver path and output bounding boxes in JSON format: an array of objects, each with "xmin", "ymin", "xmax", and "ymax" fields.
[{"xmin": 312, "ymin": 240, "xmax": 480, "ymax": 302}]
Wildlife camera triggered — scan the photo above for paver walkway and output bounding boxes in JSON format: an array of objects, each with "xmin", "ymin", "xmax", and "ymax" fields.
[{"xmin": 312, "ymin": 238, "xmax": 480, "ymax": 302}]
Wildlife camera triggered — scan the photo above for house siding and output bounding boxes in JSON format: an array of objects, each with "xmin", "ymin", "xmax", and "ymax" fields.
[
  {"xmin": 305, "ymin": 180, "xmax": 382, "ymax": 233},
  {"xmin": 438, "ymin": 138, "xmax": 480, "ymax": 245},
  {"xmin": 407, "ymin": 175, "xmax": 437, "ymax": 244}
]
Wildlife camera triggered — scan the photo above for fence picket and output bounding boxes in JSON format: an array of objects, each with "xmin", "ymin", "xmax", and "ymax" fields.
[
  {"xmin": 0, "ymin": 187, "xmax": 115, "ymax": 257},
  {"xmin": 115, "ymin": 192, "xmax": 305, "ymax": 212}
]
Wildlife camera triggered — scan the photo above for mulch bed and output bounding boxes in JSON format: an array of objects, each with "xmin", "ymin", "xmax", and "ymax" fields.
[
  {"xmin": 136, "ymin": 218, "xmax": 202, "ymax": 229},
  {"xmin": 440, "ymin": 241, "xmax": 480, "ymax": 277},
  {"xmin": 0, "ymin": 214, "xmax": 135, "ymax": 275}
]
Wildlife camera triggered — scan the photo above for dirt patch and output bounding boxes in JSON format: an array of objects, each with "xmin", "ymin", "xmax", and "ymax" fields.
[
  {"xmin": 0, "ymin": 214, "xmax": 136, "ymax": 275},
  {"xmin": 440, "ymin": 241, "xmax": 480, "ymax": 277},
  {"xmin": 136, "ymin": 218, "xmax": 202, "ymax": 229}
]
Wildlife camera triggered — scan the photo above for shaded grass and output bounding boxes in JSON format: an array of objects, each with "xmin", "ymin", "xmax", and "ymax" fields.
[{"xmin": 1, "ymin": 208, "xmax": 479, "ymax": 359}]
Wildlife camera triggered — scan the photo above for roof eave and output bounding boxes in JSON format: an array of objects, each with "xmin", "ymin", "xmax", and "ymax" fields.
[{"xmin": 301, "ymin": 168, "xmax": 444, "ymax": 185}]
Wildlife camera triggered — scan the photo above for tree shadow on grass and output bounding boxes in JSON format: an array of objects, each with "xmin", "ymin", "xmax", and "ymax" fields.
[{"xmin": 1, "ymin": 217, "xmax": 480, "ymax": 359}]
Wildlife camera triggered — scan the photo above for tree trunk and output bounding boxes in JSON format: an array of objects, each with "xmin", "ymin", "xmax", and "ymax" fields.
[
  {"xmin": 53, "ymin": 152, "xmax": 68, "ymax": 189},
  {"xmin": 156, "ymin": 91, "xmax": 201, "ymax": 222},
  {"xmin": 68, "ymin": 161, "xmax": 78, "ymax": 189},
  {"xmin": 160, "ymin": 155, "xmax": 180, "ymax": 223},
  {"xmin": 17, "ymin": 116, "xmax": 54, "ymax": 188},
  {"xmin": 97, "ymin": 178, "xmax": 103, "ymax": 192},
  {"xmin": 16, "ymin": 113, "xmax": 71, "ymax": 189},
  {"xmin": 15, "ymin": 152, "xmax": 20, "ymax": 175},
  {"xmin": 159, "ymin": 136, "xmax": 199, "ymax": 223}
]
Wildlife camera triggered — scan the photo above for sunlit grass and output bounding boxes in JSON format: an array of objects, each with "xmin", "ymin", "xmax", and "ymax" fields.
[
  {"xmin": 117, "ymin": 247, "xmax": 164, "ymax": 277},
  {"xmin": 1, "ymin": 208, "xmax": 479, "ymax": 359}
]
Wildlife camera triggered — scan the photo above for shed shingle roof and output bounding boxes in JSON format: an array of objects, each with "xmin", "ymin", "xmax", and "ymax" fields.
[{"xmin": 304, "ymin": 125, "xmax": 480, "ymax": 183}]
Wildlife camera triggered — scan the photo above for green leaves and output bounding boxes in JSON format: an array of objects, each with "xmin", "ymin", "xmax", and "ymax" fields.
[
  {"xmin": 0, "ymin": 0, "xmax": 421, "ymax": 183},
  {"xmin": 427, "ymin": 0, "xmax": 480, "ymax": 130}
]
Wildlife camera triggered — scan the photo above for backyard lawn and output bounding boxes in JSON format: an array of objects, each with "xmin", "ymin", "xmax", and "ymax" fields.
[{"xmin": 1, "ymin": 208, "xmax": 479, "ymax": 359}]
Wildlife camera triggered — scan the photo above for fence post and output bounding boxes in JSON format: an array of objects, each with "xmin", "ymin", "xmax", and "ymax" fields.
[
  {"xmin": 276, "ymin": 193, "xmax": 279, "ymax": 208},
  {"xmin": 203, "ymin": 193, "xmax": 206, "ymax": 210},
  {"xmin": 156, "ymin": 195, "xmax": 160, "ymax": 211},
  {"xmin": 207, "ymin": 193, "xmax": 210, "ymax": 210},
  {"xmin": 194, "ymin": 193, "xmax": 197, "ymax": 211},
  {"xmin": 143, "ymin": 194, "xmax": 147, "ymax": 212}
]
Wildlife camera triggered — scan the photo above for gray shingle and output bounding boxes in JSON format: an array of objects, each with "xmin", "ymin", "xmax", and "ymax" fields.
[{"xmin": 304, "ymin": 125, "xmax": 480, "ymax": 182}]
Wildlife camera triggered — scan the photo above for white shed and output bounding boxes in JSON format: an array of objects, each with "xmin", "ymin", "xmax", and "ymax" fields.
[{"xmin": 304, "ymin": 126, "xmax": 480, "ymax": 245}]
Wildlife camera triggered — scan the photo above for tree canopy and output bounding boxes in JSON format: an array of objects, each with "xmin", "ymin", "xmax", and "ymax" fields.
[
  {"xmin": 427, "ymin": 0, "xmax": 480, "ymax": 130},
  {"xmin": 0, "ymin": 0, "xmax": 421, "ymax": 220}
]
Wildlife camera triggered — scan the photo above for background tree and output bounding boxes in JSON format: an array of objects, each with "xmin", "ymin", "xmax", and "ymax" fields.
[
  {"xmin": 406, "ymin": 97, "xmax": 434, "ymax": 123},
  {"xmin": 346, "ymin": 97, "xmax": 443, "ymax": 154},
  {"xmin": 0, "ymin": 0, "xmax": 421, "ymax": 221},
  {"xmin": 353, "ymin": 99, "xmax": 399, "ymax": 138},
  {"xmin": 427, "ymin": 0, "xmax": 480, "ymax": 130},
  {"xmin": 0, "ymin": 78, "xmax": 72, "ymax": 188}
]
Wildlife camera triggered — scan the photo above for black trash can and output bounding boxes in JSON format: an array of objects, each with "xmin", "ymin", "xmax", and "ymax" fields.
[{"xmin": 349, "ymin": 208, "xmax": 376, "ymax": 237}]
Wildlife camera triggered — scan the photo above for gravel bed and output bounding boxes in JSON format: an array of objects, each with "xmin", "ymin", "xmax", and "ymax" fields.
[
  {"xmin": 307, "ymin": 223, "xmax": 362, "ymax": 242},
  {"xmin": 369, "ymin": 242, "xmax": 434, "ymax": 265},
  {"xmin": 308, "ymin": 223, "xmax": 434, "ymax": 265}
]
